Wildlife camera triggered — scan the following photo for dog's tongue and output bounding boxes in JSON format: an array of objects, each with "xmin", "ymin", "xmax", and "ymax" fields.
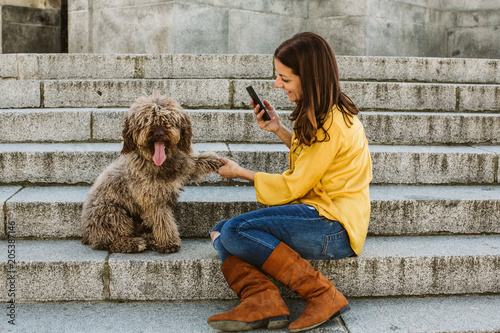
[{"xmin": 153, "ymin": 141, "xmax": 166, "ymax": 166}]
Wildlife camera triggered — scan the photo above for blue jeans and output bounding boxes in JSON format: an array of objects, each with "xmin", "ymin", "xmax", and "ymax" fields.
[{"xmin": 211, "ymin": 204, "xmax": 355, "ymax": 268}]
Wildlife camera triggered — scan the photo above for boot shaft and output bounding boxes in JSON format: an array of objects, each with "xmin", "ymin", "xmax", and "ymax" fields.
[{"xmin": 261, "ymin": 242, "xmax": 334, "ymax": 299}]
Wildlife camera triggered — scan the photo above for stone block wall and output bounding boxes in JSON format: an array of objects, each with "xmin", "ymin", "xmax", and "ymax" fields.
[
  {"xmin": 0, "ymin": 0, "xmax": 60, "ymax": 8},
  {"xmin": 307, "ymin": 0, "xmax": 368, "ymax": 56},
  {"xmin": 367, "ymin": 0, "xmax": 500, "ymax": 58},
  {"xmin": 67, "ymin": 0, "xmax": 500, "ymax": 58},
  {"xmin": 68, "ymin": 0, "xmax": 308, "ymax": 54},
  {"xmin": 0, "ymin": 4, "xmax": 61, "ymax": 53},
  {"xmin": 364, "ymin": 0, "xmax": 450, "ymax": 57},
  {"xmin": 447, "ymin": 8, "xmax": 500, "ymax": 58}
]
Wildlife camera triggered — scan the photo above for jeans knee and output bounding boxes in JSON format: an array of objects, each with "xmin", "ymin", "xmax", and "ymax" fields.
[
  {"xmin": 220, "ymin": 217, "xmax": 245, "ymax": 236},
  {"xmin": 211, "ymin": 219, "xmax": 228, "ymax": 234},
  {"xmin": 219, "ymin": 218, "xmax": 247, "ymax": 249}
]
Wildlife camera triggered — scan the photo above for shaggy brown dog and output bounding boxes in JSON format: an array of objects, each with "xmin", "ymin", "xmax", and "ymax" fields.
[{"xmin": 81, "ymin": 95, "xmax": 222, "ymax": 253}]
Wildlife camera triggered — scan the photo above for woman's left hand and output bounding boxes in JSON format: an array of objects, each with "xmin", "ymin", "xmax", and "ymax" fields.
[
  {"xmin": 217, "ymin": 157, "xmax": 240, "ymax": 179},
  {"xmin": 217, "ymin": 157, "xmax": 256, "ymax": 181}
]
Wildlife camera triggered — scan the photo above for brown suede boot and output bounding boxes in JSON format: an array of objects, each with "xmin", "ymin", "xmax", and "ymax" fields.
[
  {"xmin": 262, "ymin": 242, "xmax": 350, "ymax": 332},
  {"xmin": 207, "ymin": 255, "xmax": 290, "ymax": 331}
]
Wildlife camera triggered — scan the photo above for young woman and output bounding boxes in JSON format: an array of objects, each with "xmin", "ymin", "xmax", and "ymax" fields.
[{"xmin": 207, "ymin": 32, "xmax": 372, "ymax": 332}]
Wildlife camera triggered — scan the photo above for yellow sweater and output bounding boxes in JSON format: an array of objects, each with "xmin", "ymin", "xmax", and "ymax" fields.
[{"xmin": 254, "ymin": 106, "xmax": 372, "ymax": 255}]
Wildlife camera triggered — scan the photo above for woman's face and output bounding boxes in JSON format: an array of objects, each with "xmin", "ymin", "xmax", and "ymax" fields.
[{"xmin": 274, "ymin": 58, "xmax": 302, "ymax": 103}]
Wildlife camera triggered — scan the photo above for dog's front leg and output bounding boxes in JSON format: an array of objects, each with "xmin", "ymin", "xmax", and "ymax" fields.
[
  {"xmin": 192, "ymin": 152, "xmax": 224, "ymax": 176},
  {"xmin": 143, "ymin": 209, "xmax": 181, "ymax": 253}
]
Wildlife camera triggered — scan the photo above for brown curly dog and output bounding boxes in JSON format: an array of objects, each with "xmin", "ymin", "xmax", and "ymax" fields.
[{"xmin": 81, "ymin": 94, "xmax": 222, "ymax": 253}]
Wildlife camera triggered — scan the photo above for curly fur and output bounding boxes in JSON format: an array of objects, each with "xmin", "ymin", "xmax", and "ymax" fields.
[{"xmin": 81, "ymin": 94, "xmax": 222, "ymax": 253}]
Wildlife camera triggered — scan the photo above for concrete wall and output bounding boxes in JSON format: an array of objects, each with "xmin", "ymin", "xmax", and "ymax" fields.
[
  {"xmin": 306, "ymin": 0, "xmax": 367, "ymax": 56},
  {"xmin": 373, "ymin": 0, "xmax": 500, "ymax": 58},
  {"xmin": 0, "ymin": 4, "xmax": 61, "ymax": 53},
  {"xmin": 365, "ymin": 0, "xmax": 449, "ymax": 57},
  {"xmin": 0, "ymin": 0, "xmax": 60, "ymax": 9},
  {"xmin": 447, "ymin": 8, "xmax": 500, "ymax": 58},
  {"xmin": 68, "ymin": 0, "xmax": 308, "ymax": 54},
  {"xmin": 64, "ymin": 0, "xmax": 500, "ymax": 58}
]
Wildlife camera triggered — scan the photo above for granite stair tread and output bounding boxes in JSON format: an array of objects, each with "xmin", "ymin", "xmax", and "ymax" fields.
[
  {"xmin": 2, "ymin": 295, "xmax": 499, "ymax": 333},
  {"xmin": 2, "ymin": 184, "xmax": 499, "ymax": 239},
  {"xmin": 0, "ymin": 142, "xmax": 498, "ymax": 185},
  {"xmin": 0, "ymin": 236, "xmax": 499, "ymax": 302},
  {"xmin": 1, "ymin": 108, "xmax": 499, "ymax": 145}
]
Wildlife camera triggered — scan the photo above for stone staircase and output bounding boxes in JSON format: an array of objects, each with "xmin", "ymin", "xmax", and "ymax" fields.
[{"xmin": 1, "ymin": 54, "xmax": 499, "ymax": 332}]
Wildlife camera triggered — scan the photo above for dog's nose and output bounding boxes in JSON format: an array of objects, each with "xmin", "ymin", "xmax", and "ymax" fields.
[{"xmin": 153, "ymin": 128, "xmax": 165, "ymax": 140}]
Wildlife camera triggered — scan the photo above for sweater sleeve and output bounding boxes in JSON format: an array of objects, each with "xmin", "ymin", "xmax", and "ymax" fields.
[{"xmin": 254, "ymin": 128, "xmax": 343, "ymax": 206}]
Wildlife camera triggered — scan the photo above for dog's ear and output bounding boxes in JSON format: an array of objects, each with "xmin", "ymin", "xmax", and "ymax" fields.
[
  {"xmin": 121, "ymin": 115, "xmax": 136, "ymax": 155},
  {"xmin": 178, "ymin": 112, "xmax": 193, "ymax": 154}
]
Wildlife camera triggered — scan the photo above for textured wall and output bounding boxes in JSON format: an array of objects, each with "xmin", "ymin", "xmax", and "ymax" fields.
[
  {"xmin": 65, "ymin": 0, "xmax": 499, "ymax": 58},
  {"xmin": 0, "ymin": 0, "xmax": 60, "ymax": 9},
  {"xmin": 68, "ymin": 0, "xmax": 308, "ymax": 54},
  {"xmin": 0, "ymin": 5, "xmax": 61, "ymax": 53}
]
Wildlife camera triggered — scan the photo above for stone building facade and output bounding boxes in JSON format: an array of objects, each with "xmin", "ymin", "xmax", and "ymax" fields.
[
  {"xmin": 0, "ymin": 0, "xmax": 63, "ymax": 53},
  {"xmin": 1, "ymin": 0, "xmax": 499, "ymax": 58}
]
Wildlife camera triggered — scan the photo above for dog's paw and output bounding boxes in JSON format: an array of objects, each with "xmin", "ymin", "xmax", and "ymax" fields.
[
  {"xmin": 156, "ymin": 242, "xmax": 181, "ymax": 254},
  {"xmin": 197, "ymin": 152, "xmax": 224, "ymax": 172},
  {"xmin": 211, "ymin": 158, "xmax": 225, "ymax": 169},
  {"xmin": 142, "ymin": 233, "xmax": 158, "ymax": 250},
  {"xmin": 109, "ymin": 237, "xmax": 147, "ymax": 253}
]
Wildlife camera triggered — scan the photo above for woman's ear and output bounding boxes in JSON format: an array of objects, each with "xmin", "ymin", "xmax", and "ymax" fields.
[
  {"xmin": 178, "ymin": 112, "xmax": 193, "ymax": 154},
  {"xmin": 121, "ymin": 115, "xmax": 136, "ymax": 155}
]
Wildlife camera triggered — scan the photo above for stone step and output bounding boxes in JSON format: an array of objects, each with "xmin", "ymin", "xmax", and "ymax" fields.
[
  {"xmin": 2, "ymin": 185, "xmax": 499, "ymax": 239},
  {"xmin": 1, "ymin": 296, "xmax": 499, "ymax": 333},
  {"xmin": 1, "ymin": 54, "xmax": 499, "ymax": 84},
  {"xmin": 1, "ymin": 53, "xmax": 498, "ymax": 332},
  {"xmin": 1, "ymin": 236, "xmax": 498, "ymax": 302},
  {"xmin": 0, "ymin": 142, "xmax": 225, "ymax": 185},
  {"xmin": 1, "ymin": 79, "xmax": 499, "ymax": 111},
  {"xmin": 1, "ymin": 108, "xmax": 499, "ymax": 145},
  {"xmin": 0, "ymin": 143, "xmax": 498, "ymax": 185}
]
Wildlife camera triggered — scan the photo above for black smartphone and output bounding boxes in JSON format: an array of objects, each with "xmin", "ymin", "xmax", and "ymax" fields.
[{"xmin": 246, "ymin": 86, "xmax": 271, "ymax": 121}]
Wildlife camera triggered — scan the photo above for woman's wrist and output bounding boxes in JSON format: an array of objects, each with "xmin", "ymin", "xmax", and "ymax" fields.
[
  {"xmin": 274, "ymin": 122, "xmax": 293, "ymax": 148},
  {"xmin": 237, "ymin": 167, "xmax": 257, "ymax": 182}
]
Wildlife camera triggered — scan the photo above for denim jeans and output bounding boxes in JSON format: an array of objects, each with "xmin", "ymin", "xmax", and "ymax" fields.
[{"xmin": 210, "ymin": 204, "xmax": 355, "ymax": 268}]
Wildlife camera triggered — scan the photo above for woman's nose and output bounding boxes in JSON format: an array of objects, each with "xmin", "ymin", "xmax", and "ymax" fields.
[{"xmin": 274, "ymin": 77, "xmax": 281, "ymax": 88}]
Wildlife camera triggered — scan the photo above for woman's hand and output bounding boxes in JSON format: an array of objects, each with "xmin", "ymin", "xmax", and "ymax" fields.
[
  {"xmin": 251, "ymin": 99, "xmax": 293, "ymax": 148},
  {"xmin": 217, "ymin": 157, "xmax": 256, "ymax": 181},
  {"xmin": 252, "ymin": 99, "xmax": 280, "ymax": 133},
  {"xmin": 218, "ymin": 99, "xmax": 291, "ymax": 181}
]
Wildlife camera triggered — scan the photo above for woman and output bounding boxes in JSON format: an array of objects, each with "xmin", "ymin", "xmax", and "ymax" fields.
[{"xmin": 207, "ymin": 32, "xmax": 372, "ymax": 332}]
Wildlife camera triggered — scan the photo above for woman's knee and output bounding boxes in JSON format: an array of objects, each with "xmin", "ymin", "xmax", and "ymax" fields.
[
  {"xmin": 211, "ymin": 218, "xmax": 229, "ymax": 234},
  {"xmin": 219, "ymin": 217, "xmax": 246, "ymax": 243}
]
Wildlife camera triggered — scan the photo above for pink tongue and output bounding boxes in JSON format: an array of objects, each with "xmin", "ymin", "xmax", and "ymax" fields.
[{"xmin": 153, "ymin": 141, "xmax": 166, "ymax": 166}]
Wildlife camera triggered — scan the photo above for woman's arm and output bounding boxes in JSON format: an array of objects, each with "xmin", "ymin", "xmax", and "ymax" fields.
[
  {"xmin": 219, "ymin": 99, "xmax": 294, "ymax": 181},
  {"xmin": 273, "ymin": 122, "xmax": 293, "ymax": 148},
  {"xmin": 252, "ymin": 100, "xmax": 293, "ymax": 148},
  {"xmin": 255, "ymin": 127, "xmax": 343, "ymax": 206}
]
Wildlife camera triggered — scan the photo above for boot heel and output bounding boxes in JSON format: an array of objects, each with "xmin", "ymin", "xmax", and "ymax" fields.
[
  {"xmin": 334, "ymin": 304, "xmax": 350, "ymax": 318},
  {"xmin": 267, "ymin": 315, "xmax": 290, "ymax": 329}
]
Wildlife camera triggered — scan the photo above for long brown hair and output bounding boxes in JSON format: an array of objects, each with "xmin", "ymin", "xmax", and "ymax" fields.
[{"xmin": 274, "ymin": 32, "xmax": 359, "ymax": 146}]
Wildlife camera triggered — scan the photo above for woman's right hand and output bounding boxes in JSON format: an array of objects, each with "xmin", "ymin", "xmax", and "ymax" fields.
[{"xmin": 251, "ymin": 99, "xmax": 280, "ymax": 133}]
